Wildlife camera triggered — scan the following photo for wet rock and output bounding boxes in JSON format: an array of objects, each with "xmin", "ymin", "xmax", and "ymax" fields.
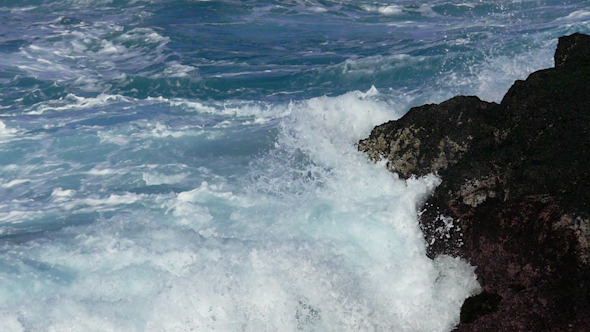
[
  {"xmin": 358, "ymin": 96, "xmax": 501, "ymax": 178},
  {"xmin": 555, "ymin": 33, "xmax": 590, "ymax": 68},
  {"xmin": 359, "ymin": 33, "xmax": 590, "ymax": 331}
]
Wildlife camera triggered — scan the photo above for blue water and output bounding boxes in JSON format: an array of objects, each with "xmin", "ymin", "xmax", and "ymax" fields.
[{"xmin": 0, "ymin": 0, "xmax": 588, "ymax": 330}]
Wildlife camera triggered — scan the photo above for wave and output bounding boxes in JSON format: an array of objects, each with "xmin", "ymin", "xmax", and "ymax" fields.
[
  {"xmin": 0, "ymin": 88, "xmax": 480, "ymax": 330},
  {"xmin": 2, "ymin": 0, "xmax": 590, "ymax": 330}
]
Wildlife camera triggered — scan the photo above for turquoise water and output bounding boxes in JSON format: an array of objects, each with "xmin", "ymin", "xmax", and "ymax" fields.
[{"xmin": 0, "ymin": 1, "xmax": 589, "ymax": 330}]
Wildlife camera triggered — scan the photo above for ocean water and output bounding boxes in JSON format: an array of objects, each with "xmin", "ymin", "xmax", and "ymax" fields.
[{"xmin": 0, "ymin": 0, "xmax": 588, "ymax": 330}]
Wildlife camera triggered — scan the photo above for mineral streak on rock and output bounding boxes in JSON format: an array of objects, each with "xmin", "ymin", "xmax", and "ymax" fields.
[{"xmin": 359, "ymin": 33, "xmax": 590, "ymax": 331}]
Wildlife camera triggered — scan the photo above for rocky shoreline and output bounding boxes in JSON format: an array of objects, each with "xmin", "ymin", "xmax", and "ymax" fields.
[{"xmin": 359, "ymin": 33, "xmax": 590, "ymax": 331}]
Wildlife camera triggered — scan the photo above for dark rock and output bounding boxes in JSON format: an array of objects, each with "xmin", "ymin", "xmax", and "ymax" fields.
[
  {"xmin": 358, "ymin": 96, "xmax": 502, "ymax": 179},
  {"xmin": 555, "ymin": 33, "xmax": 590, "ymax": 68},
  {"xmin": 359, "ymin": 33, "xmax": 590, "ymax": 331},
  {"xmin": 460, "ymin": 291, "xmax": 502, "ymax": 324}
]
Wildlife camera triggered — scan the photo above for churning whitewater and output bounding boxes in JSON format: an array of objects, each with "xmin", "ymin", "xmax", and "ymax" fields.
[{"xmin": 0, "ymin": 0, "xmax": 589, "ymax": 331}]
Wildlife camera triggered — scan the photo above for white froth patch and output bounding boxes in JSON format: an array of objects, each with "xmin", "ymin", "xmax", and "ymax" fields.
[
  {"xmin": 148, "ymin": 122, "xmax": 188, "ymax": 138},
  {"xmin": 0, "ymin": 120, "xmax": 17, "ymax": 143},
  {"xmin": 62, "ymin": 193, "xmax": 140, "ymax": 211},
  {"xmin": 0, "ymin": 88, "xmax": 479, "ymax": 331},
  {"xmin": 27, "ymin": 93, "xmax": 130, "ymax": 115},
  {"xmin": 0, "ymin": 311, "xmax": 24, "ymax": 332},
  {"xmin": 5, "ymin": 18, "xmax": 171, "ymax": 93},
  {"xmin": 166, "ymin": 181, "xmax": 250, "ymax": 229},
  {"xmin": 166, "ymin": 98, "xmax": 289, "ymax": 123},
  {"xmin": 142, "ymin": 172, "xmax": 189, "ymax": 185},
  {"xmin": 230, "ymin": 87, "xmax": 480, "ymax": 330},
  {"xmin": 97, "ymin": 119, "xmax": 206, "ymax": 146},
  {"xmin": 166, "ymin": 98, "xmax": 218, "ymax": 113},
  {"xmin": 282, "ymin": 86, "xmax": 395, "ymax": 167},
  {"xmin": 361, "ymin": 4, "xmax": 403, "ymax": 16},
  {"xmin": 310, "ymin": 6, "xmax": 328, "ymax": 13},
  {"xmin": 97, "ymin": 39, "xmax": 125, "ymax": 54},
  {"xmin": 554, "ymin": 10, "xmax": 590, "ymax": 24},
  {"xmin": 155, "ymin": 62, "xmax": 198, "ymax": 78},
  {"xmin": 87, "ymin": 167, "xmax": 120, "ymax": 176},
  {"xmin": 51, "ymin": 188, "xmax": 76, "ymax": 202},
  {"xmin": 1, "ymin": 179, "xmax": 29, "ymax": 188},
  {"xmin": 0, "ymin": 209, "xmax": 42, "ymax": 223},
  {"xmin": 96, "ymin": 131, "xmax": 130, "ymax": 145},
  {"xmin": 435, "ymin": 37, "xmax": 556, "ymax": 103},
  {"xmin": 172, "ymin": 182, "xmax": 246, "ymax": 210},
  {"xmin": 473, "ymin": 41, "xmax": 555, "ymax": 102},
  {"xmin": 117, "ymin": 27, "xmax": 169, "ymax": 45}
]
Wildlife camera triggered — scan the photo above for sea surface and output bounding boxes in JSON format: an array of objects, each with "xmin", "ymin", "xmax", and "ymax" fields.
[{"xmin": 0, "ymin": 0, "xmax": 588, "ymax": 331}]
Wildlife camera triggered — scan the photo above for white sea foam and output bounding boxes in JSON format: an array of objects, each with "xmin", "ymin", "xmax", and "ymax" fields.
[
  {"xmin": 143, "ymin": 88, "xmax": 479, "ymax": 330},
  {"xmin": 154, "ymin": 62, "xmax": 198, "ymax": 78},
  {"xmin": 167, "ymin": 98, "xmax": 289, "ymax": 124},
  {"xmin": 117, "ymin": 27, "xmax": 169, "ymax": 45},
  {"xmin": 1, "ymin": 179, "xmax": 30, "ymax": 188},
  {"xmin": 0, "ymin": 209, "xmax": 43, "ymax": 223},
  {"xmin": 0, "ymin": 120, "xmax": 17, "ymax": 143},
  {"xmin": 142, "ymin": 172, "xmax": 189, "ymax": 185},
  {"xmin": 0, "ymin": 88, "xmax": 480, "ymax": 331},
  {"xmin": 87, "ymin": 167, "xmax": 121, "ymax": 176},
  {"xmin": 26, "ymin": 93, "xmax": 130, "ymax": 115},
  {"xmin": 443, "ymin": 37, "xmax": 556, "ymax": 102},
  {"xmin": 96, "ymin": 131, "xmax": 131, "ymax": 145},
  {"xmin": 1, "ymin": 0, "xmax": 589, "ymax": 329},
  {"xmin": 0, "ymin": 311, "xmax": 24, "ymax": 332},
  {"xmin": 51, "ymin": 188, "xmax": 76, "ymax": 202},
  {"xmin": 553, "ymin": 10, "xmax": 590, "ymax": 24},
  {"xmin": 62, "ymin": 193, "xmax": 140, "ymax": 211},
  {"xmin": 361, "ymin": 4, "xmax": 403, "ymax": 16},
  {"xmin": 167, "ymin": 182, "xmax": 240, "ymax": 229},
  {"xmin": 148, "ymin": 122, "xmax": 189, "ymax": 138},
  {"xmin": 6, "ymin": 18, "xmax": 172, "ymax": 94}
]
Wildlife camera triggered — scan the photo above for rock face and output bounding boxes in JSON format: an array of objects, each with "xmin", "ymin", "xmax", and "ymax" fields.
[{"xmin": 359, "ymin": 33, "xmax": 590, "ymax": 331}]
